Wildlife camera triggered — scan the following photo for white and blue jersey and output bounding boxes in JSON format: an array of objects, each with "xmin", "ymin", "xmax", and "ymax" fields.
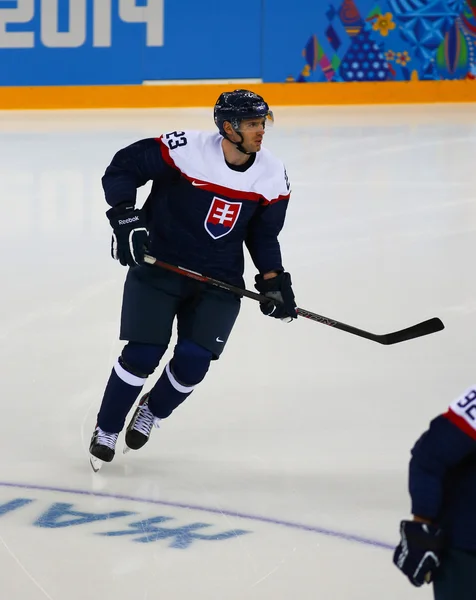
[
  {"xmin": 102, "ymin": 130, "xmax": 291, "ymax": 286},
  {"xmin": 409, "ymin": 386, "xmax": 476, "ymax": 551}
]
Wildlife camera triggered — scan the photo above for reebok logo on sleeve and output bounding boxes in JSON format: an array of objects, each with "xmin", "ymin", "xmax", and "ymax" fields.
[{"xmin": 118, "ymin": 216, "xmax": 140, "ymax": 225}]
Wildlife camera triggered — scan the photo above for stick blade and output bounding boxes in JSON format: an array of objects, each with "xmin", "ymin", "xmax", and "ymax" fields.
[{"xmin": 380, "ymin": 317, "xmax": 445, "ymax": 345}]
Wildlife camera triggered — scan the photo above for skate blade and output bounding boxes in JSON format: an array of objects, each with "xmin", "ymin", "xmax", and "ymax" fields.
[
  {"xmin": 123, "ymin": 444, "xmax": 131, "ymax": 455},
  {"xmin": 90, "ymin": 455, "xmax": 104, "ymax": 472}
]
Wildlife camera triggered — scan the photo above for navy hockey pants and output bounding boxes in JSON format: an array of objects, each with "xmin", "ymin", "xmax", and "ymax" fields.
[{"xmin": 433, "ymin": 548, "xmax": 476, "ymax": 600}]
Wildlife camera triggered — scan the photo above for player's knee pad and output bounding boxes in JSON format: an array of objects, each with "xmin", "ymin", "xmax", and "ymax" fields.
[
  {"xmin": 171, "ymin": 339, "xmax": 212, "ymax": 386},
  {"xmin": 120, "ymin": 342, "xmax": 167, "ymax": 378}
]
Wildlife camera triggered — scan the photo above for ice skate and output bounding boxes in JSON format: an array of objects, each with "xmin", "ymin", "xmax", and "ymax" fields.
[
  {"xmin": 89, "ymin": 426, "xmax": 119, "ymax": 472},
  {"xmin": 124, "ymin": 393, "xmax": 160, "ymax": 453}
]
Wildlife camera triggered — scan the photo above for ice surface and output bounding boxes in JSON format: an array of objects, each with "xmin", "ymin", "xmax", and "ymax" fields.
[{"xmin": 1, "ymin": 103, "xmax": 473, "ymax": 599}]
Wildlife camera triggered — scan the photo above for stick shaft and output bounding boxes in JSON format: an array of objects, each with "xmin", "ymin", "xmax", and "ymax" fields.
[{"xmin": 143, "ymin": 255, "xmax": 444, "ymax": 345}]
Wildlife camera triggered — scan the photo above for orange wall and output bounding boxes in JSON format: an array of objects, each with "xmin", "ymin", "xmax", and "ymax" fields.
[{"xmin": 1, "ymin": 81, "xmax": 476, "ymax": 110}]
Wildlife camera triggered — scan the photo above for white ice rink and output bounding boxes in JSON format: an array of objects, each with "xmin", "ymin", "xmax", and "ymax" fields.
[{"xmin": 0, "ymin": 103, "xmax": 474, "ymax": 599}]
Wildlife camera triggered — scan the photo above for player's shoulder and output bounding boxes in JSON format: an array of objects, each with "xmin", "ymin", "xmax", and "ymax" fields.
[
  {"xmin": 411, "ymin": 387, "xmax": 476, "ymax": 466},
  {"xmin": 157, "ymin": 130, "xmax": 220, "ymax": 172},
  {"xmin": 158, "ymin": 130, "xmax": 217, "ymax": 153},
  {"xmin": 443, "ymin": 386, "xmax": 476, "ymax": 441},
  {"xmin": 258, "ymin": 146, "xmax": 285, "ymax": 169},
  {"xmin": 255, "ymin": 147, "xmax": 291, "ymax": 200}
]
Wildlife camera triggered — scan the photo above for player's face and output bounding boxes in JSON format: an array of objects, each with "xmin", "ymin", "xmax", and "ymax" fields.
[{"xmin": 237, "ymin": 117, "xmax": 266, "ymax": 153}]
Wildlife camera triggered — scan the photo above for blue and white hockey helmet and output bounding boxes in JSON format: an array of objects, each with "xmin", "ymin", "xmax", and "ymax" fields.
[{"xmin": 214, "ymin": 89, "xmax": 274, "ymax": 136}]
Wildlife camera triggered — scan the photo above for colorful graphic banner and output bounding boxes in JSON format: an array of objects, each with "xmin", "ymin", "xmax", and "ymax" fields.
[
  {"xmin": 265, "ymin": 0, "xmax": 476, "ymax": 83},
  {"xmin": 0, "ymin": 0, "xmax": 475, "ymax": 85}
]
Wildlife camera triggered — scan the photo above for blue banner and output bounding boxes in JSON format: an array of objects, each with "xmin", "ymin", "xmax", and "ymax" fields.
[
  {"xmin": 0, "ymin": 0, "xmax": 261, "ymax": 85},
  {"xmin": 0, "ymin": 0, "xmax": 474, "ymax": 85}
]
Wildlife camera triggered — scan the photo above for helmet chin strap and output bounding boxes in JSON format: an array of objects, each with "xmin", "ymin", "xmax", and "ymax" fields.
[{"xmin": 226, "ymin": 129, "xmax": 253, "ymax": 155}]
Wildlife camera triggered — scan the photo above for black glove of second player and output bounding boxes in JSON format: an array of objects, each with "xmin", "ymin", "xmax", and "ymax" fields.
[
  {"xmin": 106, "ymin": 204, "xmax": 149, "ymax": 267},
  {"xmin": 393, "ymin": 520, "xmax": 445, "ymax": 587},
  {"xmin": 254, "ymin": 272, "xmax": 298, "ymax": 323}
]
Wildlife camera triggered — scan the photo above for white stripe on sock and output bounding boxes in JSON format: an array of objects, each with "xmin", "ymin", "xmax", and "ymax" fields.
[
  {"xmin": 114, "ymin": 360, "xmax": 146, "ymax": 387},
  {"xmin": 166, "ymin": 362, "xmax": 195, "ymax": 394}
]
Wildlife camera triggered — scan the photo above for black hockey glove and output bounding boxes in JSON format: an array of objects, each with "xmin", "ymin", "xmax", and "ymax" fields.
[
  {"xmin": 254, "ymin": 272, "xmax": 297, "ymax": 323},
  {"xmin": 106, "ymin": 204, "xmax": 149, "ymax": 267},
  {"xmin": 393, "ymin": 520, "xmax": 445, "ymax": 587}
]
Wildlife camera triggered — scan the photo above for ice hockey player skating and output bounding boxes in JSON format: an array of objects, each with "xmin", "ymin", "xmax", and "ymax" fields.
[
  {"xmin": 89, "ymin": 89, "xmax": 297, "ymax": 471},
  {"xmin": 393, "ymin": 386, "xmax": 476, "ymax": 599}
]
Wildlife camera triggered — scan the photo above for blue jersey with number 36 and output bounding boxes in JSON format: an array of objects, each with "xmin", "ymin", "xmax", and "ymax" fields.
[{"xmin": 409, "ymin": 386, "xmax": 476, "ymax": 551}]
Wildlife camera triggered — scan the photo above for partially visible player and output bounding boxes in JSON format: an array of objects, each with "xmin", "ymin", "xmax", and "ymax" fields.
[
  {"xmin": 88, "ymin": 89, "xmax": 297, "ymax": 470},
  {"xmin": 393, "ymin": 386, "xmax": 476, "ymax": 599}
]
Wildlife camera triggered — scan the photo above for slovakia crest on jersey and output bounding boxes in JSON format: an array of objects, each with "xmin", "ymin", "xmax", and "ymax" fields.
[{"xmin": 204, "ymin": 197, "xmax": 242, "ymax": 239}]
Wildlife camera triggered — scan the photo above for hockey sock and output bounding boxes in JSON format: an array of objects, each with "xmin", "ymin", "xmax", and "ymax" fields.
[
  {"xmin": 148, "ymin": 339, "xmax": 212, "ymax": 419},
  {"xmin": 97, "ymin": 342, "xmax": 166, "ymax": 432}
]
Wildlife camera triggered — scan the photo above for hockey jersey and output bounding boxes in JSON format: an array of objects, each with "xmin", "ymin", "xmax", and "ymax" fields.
[
  {"xmin": 102, "ymin": 130, "xmax": 291, "ymax": 286},
  {"xmin": 409, "ymin": 386, "xmax": 476, "ymax": 551}
]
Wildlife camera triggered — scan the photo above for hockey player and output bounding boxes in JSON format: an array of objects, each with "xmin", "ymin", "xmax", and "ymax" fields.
[
  {"xmin": 393, "ymin": 386, "xmax": 476, "ymax": 599},
  {"xmin": 89, "ymin": 89, "xmax": 297, "ymax": 470}
]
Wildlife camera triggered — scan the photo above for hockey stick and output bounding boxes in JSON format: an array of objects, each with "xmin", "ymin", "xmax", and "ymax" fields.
[{"xmin": 143, "ymin": 254, "xmax": 444, "ymax": 345}]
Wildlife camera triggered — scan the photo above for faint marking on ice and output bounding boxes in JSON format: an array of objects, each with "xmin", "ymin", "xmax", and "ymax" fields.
[
  {"xmin": 250, "ymin": 547, "xmax": 297, "ymax": 588},
  {"xmin": 0, "ymin": 280, "xmax": 116, "ymax": 341},
  {"xmin": 313, "ymin": 136, "xmax": 476, "ymax": 177},
  {"xmin": 444, "ymin": 303, "xmax": 476, "ymax": 315},
  {"xmin": 0, "ymin": 534, "xmax": 54, "ymax": 600}
]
